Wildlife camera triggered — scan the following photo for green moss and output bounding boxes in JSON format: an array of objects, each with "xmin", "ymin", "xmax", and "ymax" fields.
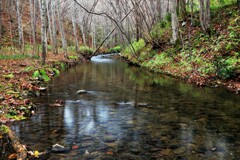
[
  {"xmin": 0, "ymin": 125, "xmax": 9, "ymax": 133},
  {"xmin": 123, "ymin": 39, "xmax": 146, "ymax": 55},
  {"xmin": 109, "ymin": 46, "xmax": 122, "ymax": 53},
  {"xmin": 79, "ymin": 46, "xmax": 94, "ymax": 55}
]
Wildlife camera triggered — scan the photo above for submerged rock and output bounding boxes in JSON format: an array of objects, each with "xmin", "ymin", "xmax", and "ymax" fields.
[
  {"xmin": 113, "ymin": 101, "xmax": 134, "ymax": 106},
  {"xmin": 103, "ymin": 135, "xmax": 118, "ymax": 143},
  {"xmin": 173, "ymin": 147, "xmax": 186, "ymax": 155},
  {"xmin": 52, "ymin": 144, "xmax": 67, "ymax": 153},
  {"xmin": 39, "ymin": 87, "xmax": 47, "ymax": 92},
  {"xmin": 137, "ymin": 103, "xmax": 148, "ymax": 107},
  {"xmin": 77, "ymin": 90, "xmax": 87, "ymax": 94},
  {"xmin": 160, "ymin": 148, "xmax": 172, "ymax": 156}
]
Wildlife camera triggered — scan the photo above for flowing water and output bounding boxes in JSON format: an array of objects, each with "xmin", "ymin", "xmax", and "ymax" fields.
[{"xmin": 11, "ymin": 54, "xmax": 240, "ymax": 160}]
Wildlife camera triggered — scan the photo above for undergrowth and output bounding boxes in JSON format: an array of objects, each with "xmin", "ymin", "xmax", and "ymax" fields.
[{"xmin": 121, "ymin": 4, "xmax": 240, "ymax": 84}]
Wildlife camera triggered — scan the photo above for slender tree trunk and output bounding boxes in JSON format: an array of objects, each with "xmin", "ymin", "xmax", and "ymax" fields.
[
  {"xmin": 57, "ymin": 0, "xmax": 68, "ymax": 59},
  {"xmin": 156, "ymin": 0, "xmax": 161, "ymax": 22},
  {"xmin": 51, "ymin": 0, "xmax": 58, "ymax": 55},
  {"xmin": 0, "ymin": 0, "xmax": 2, "ymax": 45},
  {"xmin": 9, "ymin": 0, "xmax": 14, "ymax": 54},
  {"xmin": 178, "ymin": 0, "xmax": 187, "ymax": 20},
  {"xmin": 238, "ymin": 0, "xmax": 240, "ymax": 10},
  {"xmin": 92, "ymin": 22, "xmax": 96, "ymax": 49},
  {"xmin": 80, "ymin": 24, "xmax": 86, "ymax": 45},
  {"xmin": 39, "ymin": 0, "xmax": 47, "ymax": 64},
  {"xmin": 46, "ymin": 0, "xmax": 53, "ymax": 45},
  {"xmin": 72, "ymin": 1, "xmax": 79, "ymax": 53},
  {"xmin": 30, "ymin": 0, "xmax": 37, "ymax": 55},
  {"xmin": 171, "ymin": 0, "xmax": 178, "ymax": 44},
  {"xmin": 199, "ymin": 0, "xmax": 211, "ymax": 34},
  {"xmin": 16, "ymin": 0, "xmax": 25, "ymax": 53}
]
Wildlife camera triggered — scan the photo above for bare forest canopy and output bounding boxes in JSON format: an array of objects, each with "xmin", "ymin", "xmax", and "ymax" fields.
[{"xmin": 0, "ymin": 0, "xmax": 238, "ymax": 64}]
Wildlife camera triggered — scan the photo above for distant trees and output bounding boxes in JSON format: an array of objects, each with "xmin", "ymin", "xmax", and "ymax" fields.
[
  {"xmin": 56, "ymin": 0, "xmax": 68, "ymax": 59},
  {"xmin": 0, "ymin": 0, "xmax": 238, "ymax": 62},
  {"xmin": 72, "ymin": 1, "xmax": 79, "ymax": 53}
]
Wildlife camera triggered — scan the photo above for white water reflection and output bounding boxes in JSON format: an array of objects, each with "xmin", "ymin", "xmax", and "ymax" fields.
[{"xmin": 91, "ymin": 54, "xmax": 116, "ymax": 63}]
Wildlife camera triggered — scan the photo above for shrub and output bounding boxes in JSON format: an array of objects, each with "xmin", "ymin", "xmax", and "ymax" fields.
[
  {"xmin": 149, "ymin": 20, "xmax": 171, "ymax": 46},
  {"xmin": 0, "ymin": 54, "xmax": 39, "ymax": 60},
  {"xmin": 123, "ymin": 39, "xmax": 146, "ymax": 55},
  {"xmin": 216, "ymin": 55, "xmax": 240, "ymax": 79},
  {"xmin": 109, "ymin": 46, "xmax": 122, "ymax": 53},
  {"xmin": 79, "ymin": 46, "xmax": 94, "ymax": 55}
]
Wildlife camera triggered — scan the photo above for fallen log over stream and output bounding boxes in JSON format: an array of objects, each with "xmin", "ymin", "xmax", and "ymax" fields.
[{"xmin": 6, "ymin": 126, "xmax": 27, "ymax": 160}]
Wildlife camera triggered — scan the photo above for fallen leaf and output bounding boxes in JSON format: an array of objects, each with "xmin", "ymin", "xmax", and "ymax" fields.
[
  {"xmin": 34, "ymin": 150, "xmax": 39, "ymax": 157},
  {"xmin": 8, "ymin": 153, "xmax": 17, "ymax": 160},
  {"xmin": 106, "ymin": 151, "xmax": 113, "ymax": 155},
  {"xmin": 72, "ymin": 145, "xmax": 79, "ymax": 150}
]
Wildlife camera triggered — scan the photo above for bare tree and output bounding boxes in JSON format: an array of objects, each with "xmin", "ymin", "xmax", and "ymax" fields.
[
  {"xmin": 178, "ymin": 0, "xmax": 187, "ymax": 20},
  {"xmin": 57, "ymin": 0, "xmax": 68, "ymax": 59},
  {"xmin": 171, "ymin": 0, "xmax": 178, "ymax": 44},
  {"xmin": 199, "ymin": 0, "xmax": 211, "ymax": 33},
  {"xmin": 72, "ymin": 1, "xmax": 79, "ymax": 53},
  {"xmin": 51, "ymin": 0, "xmax": 58, "ymax": 55},
  {"xmin": 39, "ymin": 0, "xmax": 47, "ymax": 64},
  {"xmin": 46, "ymin": 0, "xmax": 53, "ymax": 44},
  {"xmin": 30, "ymin": 0, "xmax": 37, "ymax": 55},
  {"xmin": 0, "ymin": 0, "xmax": 2, "ymax": 46},
  {"xmin": 16, "ymin": 0, "xmax": 25, "ymax": 53}
]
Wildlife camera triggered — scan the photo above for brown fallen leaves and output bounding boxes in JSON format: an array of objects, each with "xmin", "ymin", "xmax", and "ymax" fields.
[{"xmin": 0, "ymin": 53, "xmax": 79, "ymax": 123}]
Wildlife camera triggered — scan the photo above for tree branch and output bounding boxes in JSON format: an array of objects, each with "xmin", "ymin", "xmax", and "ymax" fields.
[{"xmin": 73, "ymin": 0, "xmax": 143, "ymax": 61}]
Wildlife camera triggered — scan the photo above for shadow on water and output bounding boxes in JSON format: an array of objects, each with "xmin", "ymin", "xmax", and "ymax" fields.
[{"xmin": 10, "ymin": 54, "xmax": 240, "ymax": 159}]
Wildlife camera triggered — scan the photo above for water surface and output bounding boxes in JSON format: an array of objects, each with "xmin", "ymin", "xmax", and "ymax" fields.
[{"xmin": 11, "ymin": 54, "xmax": 240, "ymax": 159}]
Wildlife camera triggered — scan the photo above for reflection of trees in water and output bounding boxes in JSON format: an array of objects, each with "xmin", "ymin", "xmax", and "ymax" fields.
[{"xmin": 10, "ymin": 58, "xmax": 240, "ymax": 158}]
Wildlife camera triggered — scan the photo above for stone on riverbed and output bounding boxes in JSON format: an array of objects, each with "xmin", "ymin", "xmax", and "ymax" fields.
[
  {"xmin": 137, "ymin": 103, "xmax": 148, "ymax": 107},
  {"xmin": 52, "ymin": 144, "xmax": 68, "ymax": 153},
  {"xmin": 160, "ymin": 148, "xmax": 172, "ymax": 156},
  {"xmin": 103, "ymin": 135, "xmax": 118, "ymax": 143},
  {"xmin": 173, "ymin": 146, "xmax": 186, "ymax": 155},
  {"xmin": 39, "ymin": 87, "xmax": 47, "ymax": 92},
  {"xmin": 76, "ymin": 90, "xmax": 87, "ymax": 94}
]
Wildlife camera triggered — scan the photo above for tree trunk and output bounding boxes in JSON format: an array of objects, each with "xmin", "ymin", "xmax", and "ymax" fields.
[
  {"xmin": 72, "ymin": 1, "xmax": 79, "ymax": 53},
  {"xmin": 30, "ymin": 0, "xmax": 37, "ymax": 55},
  {"xmin": 92, "ymin": 22, "xmax": 96, "ymax": 49},
  {"xmin": 178, "ymin": 0, "xmax": 187, "ymax": 20},
  {"xmin": 199, "ymin": 0, "xmax": 211, "ymax": 34},
  {"xmin": 238, "ymin": 0, "xmax": 240, "ymax": 10},
  {"xmin": 80, "ymin": 24, "xmax": 86, "ymax": 45},
  {"xmin": 57, "ymin": 0, "xmax": 68, "ymax": 59},
  {"xmin": 9, "ymin": 0, "xmax": 14, "ymax": 54},
  {"xmin": 171, "ymin": 0, "xmax": 178, "ymax": 44},
  {"xmin": 0, "ymin": 0, "xmax": 2, "ymax": 45},
  {"xmin": 51, "ymin": 0, "xmax": 58, "ymax": 55},
  {"xmin": 40, "ymin": 0, "xmax": 47, "ymax": 64},
  {"xmin": 7, "ymin": 127, "xmax": 27, "ymax": 160},
  {"xmin": 46, "ymin": 0, "xmax": 53, "ymax": 45},
  {"xmin": 16, "ymin": 0, "xmax": 25, "ymax": 53}
]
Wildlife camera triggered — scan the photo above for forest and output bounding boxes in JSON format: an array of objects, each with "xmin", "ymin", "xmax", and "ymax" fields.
[{"xmin": 0, "ymin": 0, "xmax": 240, "ymax": 159}]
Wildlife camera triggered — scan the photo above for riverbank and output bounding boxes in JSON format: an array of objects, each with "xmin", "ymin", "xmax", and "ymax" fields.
[
  {"xmin": 121, "ymin": 5, "xmax": 239, "ymax": 94},
  {"xmin": 0, "ymin": 53, "xmax": 84, "ymax": 159},
  {"xmin": 0, "ymin": 54, "xmax": 83, "ymax": 124}
]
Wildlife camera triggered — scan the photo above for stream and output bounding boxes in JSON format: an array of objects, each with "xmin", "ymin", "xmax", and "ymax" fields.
[{"xmin": 11, "ymin": 54, "xmax": 240, "ymax": 159}]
